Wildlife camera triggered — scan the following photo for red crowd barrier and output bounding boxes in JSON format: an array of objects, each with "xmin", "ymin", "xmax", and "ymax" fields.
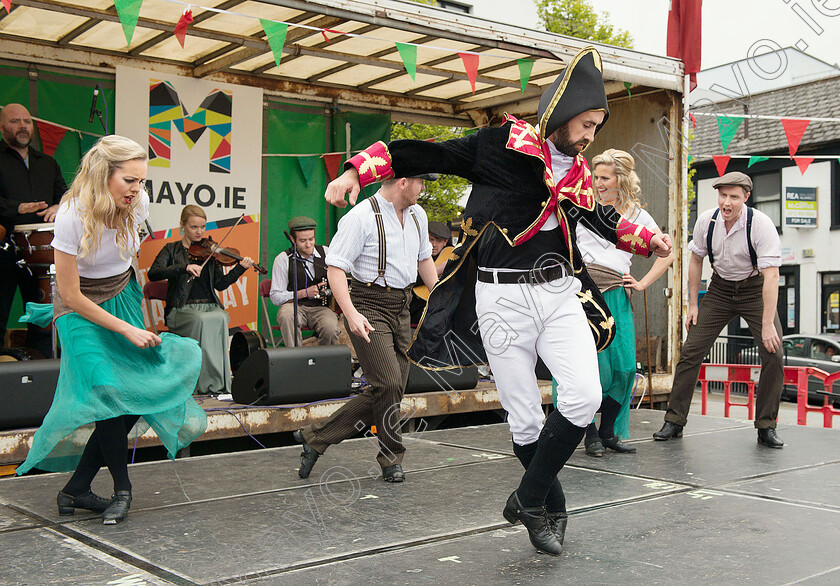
[{"xmin": 698, "ymin": 363, "xmax": 840, "ymax": 427}]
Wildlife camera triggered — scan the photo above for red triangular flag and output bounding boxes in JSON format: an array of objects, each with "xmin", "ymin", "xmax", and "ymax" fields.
[
  {"xmin": 794, "ymin": 157, "xmax": 814, "ymax": 175},
  {"xmin": 781, "ymin": 119, "xmax": 809, "ymax": 157},
  {"xmin": 35, "ymin": 120, "xmax": 67, "ymax": 156},
  {"xmin": 323, "ymin": 153, "xmax": 343, "ymax": 181},
  {"xmin": 2, "ymin": 0, "xmax": 10, "ymax": 14},
  {"xmin": 459, "ymin": 52, "xmax": 479, "ymax": 94},
  {"xmin": 321, "ymin": 28, "xmax": 342, "ymax": 42},
  {"xmin": 712, "ymin": 155, "xmax": 730, "ymax": 176},
  {"xmin": 174, "ymin": 8, "xmax": 193, "ymax": 48}
]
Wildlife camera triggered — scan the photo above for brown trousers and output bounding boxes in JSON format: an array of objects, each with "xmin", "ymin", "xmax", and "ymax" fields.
[
  {"xmin": 302, "ymin": 281, "xmax": 412, "ymax": 467},
  {"xmin": 666, "ymin": 273, "xmax": 784, "ymax": 429},
  {"xmin": 276, "ymin": 302, "xmax": 340, "ymax": 347}
]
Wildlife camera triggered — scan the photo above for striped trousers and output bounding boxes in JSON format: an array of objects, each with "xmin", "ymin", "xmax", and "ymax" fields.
[{"xmin": 302, "ymin": 280, "xmax": 412, "ymax": 467}]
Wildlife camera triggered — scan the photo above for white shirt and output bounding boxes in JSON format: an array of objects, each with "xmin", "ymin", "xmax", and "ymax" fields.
[
  {"xmin": 52, "ymin": 190, "xmax": 149, "ymax": 279},
  {"xmin": 688, "ymin": 206, "xmax": 781, "ymax": 281},
  {"xmin": 577, "ymin": 207, "xmax": 659, "ymax": 274},
  {"xmin": 269, "ymin": 246, "xmax": 328, "ymax": 306},
  {"xmin": 325, "ymin": 192, "xmax": 432, "ymax": 288}
]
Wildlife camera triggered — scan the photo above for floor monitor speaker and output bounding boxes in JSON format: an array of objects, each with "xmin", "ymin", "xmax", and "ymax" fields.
[{"xmin": 0, "ymin": 359, "xmax": 60, "ymax": 430}]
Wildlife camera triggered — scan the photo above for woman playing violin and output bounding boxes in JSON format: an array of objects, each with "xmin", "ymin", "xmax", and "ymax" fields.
[{"xmin": 148, "ymin": 204, "xmax": 254, "ymax": 395}]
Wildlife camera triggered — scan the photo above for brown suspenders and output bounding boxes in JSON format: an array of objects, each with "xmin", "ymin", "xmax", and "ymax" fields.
[{"xmin": 366, "ymin": 195, "xmax": 421, "ymax": 288}]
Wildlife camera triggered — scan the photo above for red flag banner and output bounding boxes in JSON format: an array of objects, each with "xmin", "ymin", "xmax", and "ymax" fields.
[
  {"xmin": 459, "ymin": 52, "xmax": 479, "ymax": 94},
  {"xmin": 712, "ymin": 155, "xmax": 730, "ymax": 177},
  {"xmin": 323, "ymin": 153, "xmax": 343, "ymax": 181},
  {"xmin": 174, "ymin": 8, "xmax": 193, "ymax": 48},
  {"xmin": 781, "ymin": 119, "xmax": 809, "ymax": 157},
  {"xmin": 794, "ymin": 157, "xmax": 814, "ymax": 175},
  {"xmin": 2, "ymin": 1, "xmax": 11, "ymax": 14},
  {"xmin": 35, "ymin": 120, "xmax": 67, "ymax": 156},
  {"xmin": 666, "ymin": 0, "xmax": 702, "ymax": 90}
]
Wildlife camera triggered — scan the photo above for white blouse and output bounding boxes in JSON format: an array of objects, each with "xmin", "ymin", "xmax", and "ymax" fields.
[{"xmin": 576, "ymin": 206, "xmax": 659, "ymax": 275}]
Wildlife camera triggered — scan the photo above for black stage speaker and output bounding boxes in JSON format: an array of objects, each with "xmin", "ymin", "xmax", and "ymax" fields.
[
  {"xmin": 0, "ymin": 359, "xmax": 60, "ymax": 430},
  {"xmin": 405, "ymin": 362, "xmax": 478, "ymax": 394},
  {"xmin": 231, "ymin": 346, "xmax": 352, "ymax": 406}
]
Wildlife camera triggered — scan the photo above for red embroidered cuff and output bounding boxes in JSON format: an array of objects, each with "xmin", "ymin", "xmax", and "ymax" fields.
[
  {"xmin": 345, "ymin": 141, "xmax": 394, "ymax": 188},
  {"xmin": 615, "ymin": 218, "xmax": 653, "ymax": 257}
]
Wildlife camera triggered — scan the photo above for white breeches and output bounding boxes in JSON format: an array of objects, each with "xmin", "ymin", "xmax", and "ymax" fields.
[{"xmin": 475, "ymin": 276, "xmax": 602, "ymax": 444}]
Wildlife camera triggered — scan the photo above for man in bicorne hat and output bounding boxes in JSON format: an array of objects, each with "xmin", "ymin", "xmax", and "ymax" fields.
[{"xmin": 324, "ymin": 47, "xmax": 672, "ymax": 555}]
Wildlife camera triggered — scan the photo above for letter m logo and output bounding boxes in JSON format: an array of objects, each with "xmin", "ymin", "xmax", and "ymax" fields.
[{"xmin": 148, "ymin": 80, "xmax": 232, "ymax": 173}]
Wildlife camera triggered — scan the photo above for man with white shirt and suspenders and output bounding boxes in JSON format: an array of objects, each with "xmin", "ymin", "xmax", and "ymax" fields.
[
  {"xmin": 654, "ymin": 171, "xmax": 785, "ymax": 448},
  {"xmin": 293, "ymin": 172, "xmax": 439, "ymax": 482}
]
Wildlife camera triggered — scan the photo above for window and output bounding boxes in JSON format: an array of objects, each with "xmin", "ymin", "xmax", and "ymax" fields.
[
  {"xmin": 751, "ymin": 171, "xmax": 781, "ymax": 230},
  {"xmin": 784, "ymin": 337, "xmax": 808, "ymax": 357},
  {"xmin": 832, "ymin": 161, "xmax": 840, "ymax": 229},
  {"xmin": 822, "ymin": 272, "xmax": 840, "ymax": 332},
  {"xmin": 438, "ymin": 0, "xmax": 472, "ymax": 13}
]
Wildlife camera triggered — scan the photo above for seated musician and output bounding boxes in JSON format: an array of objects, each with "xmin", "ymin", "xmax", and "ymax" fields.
[
  {"xmin": 269, "ymin": 216, "xmax": 340, "ymax": 347},
  {"xmin": 410, "ymin": 221, "xmax": 453, "ymax": 323},
  {"xmin": 148, "ymin": 205, "xmax": 254, "ymax": 395}
]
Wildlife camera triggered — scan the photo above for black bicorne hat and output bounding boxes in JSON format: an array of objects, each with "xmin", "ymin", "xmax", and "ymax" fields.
[{"xmin": 537, "ymin": 46, "xmax": 609, "ymax": 142}]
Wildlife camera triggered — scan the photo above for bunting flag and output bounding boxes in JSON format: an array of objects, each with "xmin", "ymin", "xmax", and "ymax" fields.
[
  {"xmin": 260, "ymin": 19, "xmax": 289, "ymax": 69},
  {"xmin": 716, "ymin": 115, "xmax": 743, "ymax": 154},
  {"xmin": 623, "ymin": 81, "xmax": 632, "ymax": 99},
  {"xmin": 395, "ymin": 42, "xmax": 417, "ymax": 81},
  {"xmin": 712, "ymin": 155, "xmax": 730, "ymax": 176},
  {"xmin": 794, "ymin": 157, "xmax": 814, "ymax": 175},
  {"xmin": 2, "ymin": 0, "xmax": 10, "ymax": 14},
  {"xmin": 320, "ymin": 28, "xmax": 342, "ymax": 43},
  {"xmin": 781, "ymin": 118, "xmax": 809, "ymax": 157},
  {"xmin": 79, "ymin": 133, "xmax": 98, "ymax": 157},
  {"xmin": 323, "ymin": 153, "xmax": 343, "ymax": 181},
  {"xmin": 689, "ymin": 112, "xmax": 697, "ymax": 129},
  {"xmin": 174, "ymin": 8, "xmax": 193, "ymax": 48},
  {"xmin": 517, "ymin": 59, "xmax": 534, "ymax": 93},
  {"xmin": 114, "ymin": 0, "xmax": 144, "ymax": 46},
  {"xmin": 297, "ymin": 155, "xmax": 316, "ymax": 186},
  {"xmin": 747, "ymin": 156, "xmax": 769, "ymax": 168},
  {"xmin": 459, "ymin": 52, "xmax": 479, "ymax": 94},
  {"xmin": 35, "ymin": 120, "xmax": 67, "ymax": 157}
]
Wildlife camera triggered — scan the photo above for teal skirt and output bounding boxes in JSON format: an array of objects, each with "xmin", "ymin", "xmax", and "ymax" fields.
[
  {"xmin": 553, "ymin": 287, "xmax": 637, "ymax": 439},
  {"xmin": 16, "ymin": 279, "xmax": 207, "ymax": 474}
]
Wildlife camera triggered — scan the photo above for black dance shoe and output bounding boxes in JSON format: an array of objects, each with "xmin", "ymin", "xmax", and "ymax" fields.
[
  {"xmin": 502, "ymin": 491, "xmax": 562, "ymax": 556},
  {"xmin": 382, "ymin": 464, "xmax": 406, "ymax": 483},
  {"xmin": 57, "ymin": 490, "xmax": 111, "ymax": 516},
  {"xmin": 602, "ymin": 436, "xmax": 637, "ymax": 453},
  {"xmin": 293, "ymin": 430, "xmax": 320, "ymax": 479},
  {"xmin": 653, "ymin": 421, "xmax": 683, "ymax": 441},
  {"xmin": 757, "ymin": 428, "xmax": 784, "ymax": 448},
  {"xmin": 102, "ymin": 490, "xmax": 132, "ymax": 525},
  {"xmin": 584, "ymin": 436, "xmax": 605, "ymax": 457},
  {"xmin": 546, "ymin": 510, "xmax": 568, "ymax": 545}
]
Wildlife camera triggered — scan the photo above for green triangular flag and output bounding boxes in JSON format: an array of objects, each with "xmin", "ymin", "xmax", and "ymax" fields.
[
  {"xmin": 624, "ymin": 81, "xmax": 632, "ymax": 99},
  {"xmin": 114, "ymin": 0, "xmax": 144, "ymax": 46},
  {"xmin": 716, "ymin": 115, "xmax": 743, "ymax": 154},
  {"xmin": 79, "ymin": 133, "xmax": 98, "ymax": 157},
  {"xmin": 297, "ymin": 155, "xmax": 316, "ymax": 187},
  {"xmin": 395, "ymin": 42, "xmax": 417, "ymax": 81},
  {"xmin": 261, "ymin": 19, "xmax": 289, "ymax": 69},
  {"xmin": 747, "ymin": 156, "xmax": 769, "ymax": 168},
  {"xmin": 517, "ymin": 59, "xmax": 534, "ymax": 93}
]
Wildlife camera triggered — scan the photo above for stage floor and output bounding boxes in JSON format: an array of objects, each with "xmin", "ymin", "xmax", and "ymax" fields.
[{"xmin": 1, "ymin": 410, "xmax": 839, "ymax": 585}]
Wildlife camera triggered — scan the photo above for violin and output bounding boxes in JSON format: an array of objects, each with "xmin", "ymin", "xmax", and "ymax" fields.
[{"xmin": 187, "ymin": 236, "xmax": 267, "ymax": 275}]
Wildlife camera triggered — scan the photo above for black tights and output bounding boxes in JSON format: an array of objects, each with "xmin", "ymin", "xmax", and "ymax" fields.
[
  {"xmin": 517, "ymin": 410, "xmax": 585, "ymax": 509},
  {"xmin": 62, "ymin": 415, "xmax": 140, "ymax": 496},
  {"xmin": 584, "ymin": 396, "xmax": 623, "ymax": 441}
]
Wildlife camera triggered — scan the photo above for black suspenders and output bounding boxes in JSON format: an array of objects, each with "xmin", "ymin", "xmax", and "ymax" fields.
[
  {"xmin": 366, "ymin": 196, "xmax": 421, "ymax": 287},
  {"xmin": 706, "ymin": 206, "xmax": 758, "ymax": 274}
]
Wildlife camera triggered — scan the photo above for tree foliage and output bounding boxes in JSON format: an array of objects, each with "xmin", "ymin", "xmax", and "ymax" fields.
[
  {"xmin": 390, "ymin": 122, "xmax": 471, "ymax": 222},
  {"xmin": 535, "ymin": 0, "xmax": 633, "ymax": 48}
]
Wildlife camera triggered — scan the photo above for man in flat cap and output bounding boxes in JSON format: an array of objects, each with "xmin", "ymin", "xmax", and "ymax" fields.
[
  {"xmin": 654, "ymin": 171, "xmax": 785, "ymax": 448},
  {"xmin": 269, "ymin": 216, "xmax": 340, "ymax": 347},
  {"xmin": 323, "ymin": 46, "xmax": 672, "ymax": 556},
  {"xmin": 293, "ymin": 173, "xmax": 439, "ymax": 484}
]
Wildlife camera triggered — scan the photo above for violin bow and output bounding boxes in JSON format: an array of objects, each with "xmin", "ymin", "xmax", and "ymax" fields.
[{"xmin": 188, "ymin": 213, "xmax": 246, "ymax": 282}]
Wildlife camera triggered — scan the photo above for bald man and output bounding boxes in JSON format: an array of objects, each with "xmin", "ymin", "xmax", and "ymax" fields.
[{"xmin": 0, "ymin": 103, "xmax": 68, "ymax": 351}]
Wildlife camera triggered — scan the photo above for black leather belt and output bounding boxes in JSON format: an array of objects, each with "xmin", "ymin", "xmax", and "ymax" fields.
[{"xmin": 477, "ymin": 264, "xmax": 570, "ymax": 285}]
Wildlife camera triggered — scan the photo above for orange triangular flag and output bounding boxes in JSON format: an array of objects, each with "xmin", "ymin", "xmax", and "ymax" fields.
[
  {"xmin": 35, "ymin": 120, "xmax": 67, "ymax": 156},
  {"xmin": 794, "ymin": 157, "xmax": 814, "ymax": 175},
  {"xmin": 781, "ymin": 119, "xmax": 809, "ymax": 157},
  {"xmin": 174, "ymin": 8, "xmax": 193, "ymax": 48},
  {"xmin": 2, "ymin": 1, "xmax": 10, "ymax": 14},
  {"xmin": 323, "ymin": 153, "xmax": 343, "ymax": 181},
  {"xmin": 712, "ymin": 155, "xmax": 730, "ymax": 176},
  {"xmin": 459, "ymin": 52, "xmax": 479, "ymax": 94}
]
